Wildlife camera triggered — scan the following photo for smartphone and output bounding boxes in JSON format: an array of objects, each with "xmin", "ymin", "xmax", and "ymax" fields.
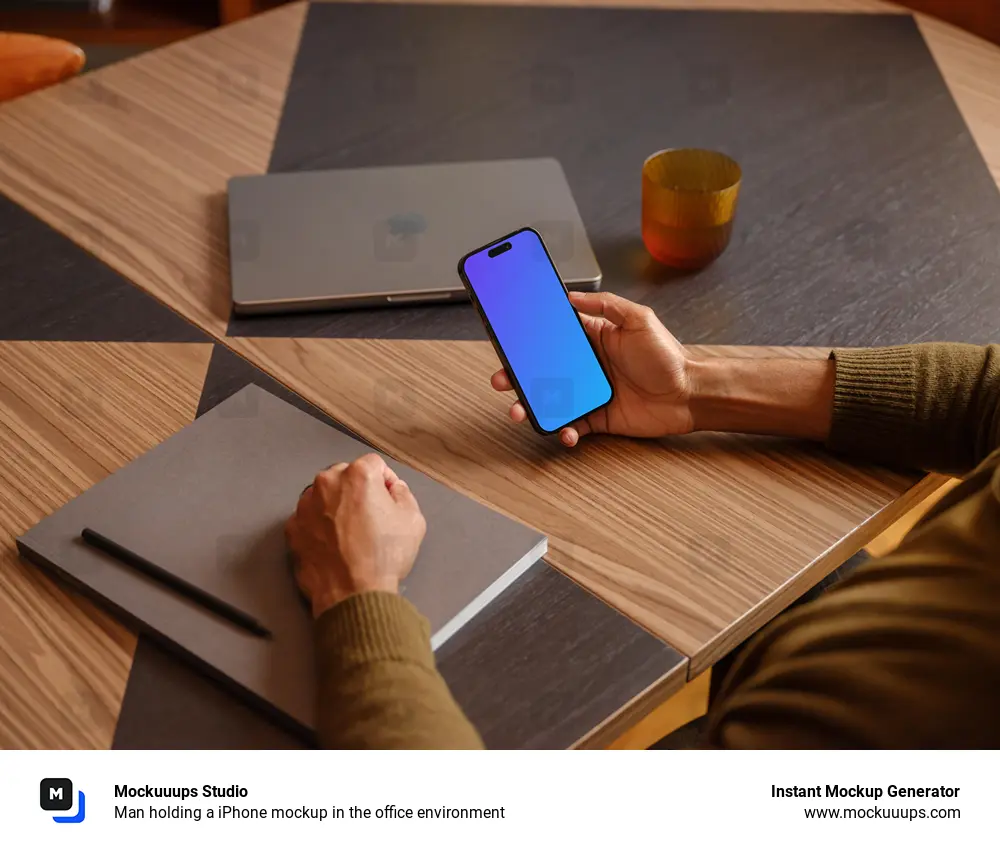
[{"xmin": 457, "ymin": 227, "xmax": 614, "ymax": 435}]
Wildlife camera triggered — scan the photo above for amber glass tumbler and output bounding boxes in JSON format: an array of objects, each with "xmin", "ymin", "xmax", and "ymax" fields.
[{"xmin": 641, "ymin": 149, "xmax": 742, "ymax": 269}]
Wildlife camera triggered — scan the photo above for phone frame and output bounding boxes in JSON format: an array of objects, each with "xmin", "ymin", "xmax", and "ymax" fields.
[{"xmin": 457, "ymin": 226, "xmax": 614, "ymax": 436}]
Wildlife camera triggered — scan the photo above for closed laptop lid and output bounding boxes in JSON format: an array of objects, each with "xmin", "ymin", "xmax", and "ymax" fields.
[{"xmin": 227, "ymin": 158, "xmax": 601, "ymax": 314}]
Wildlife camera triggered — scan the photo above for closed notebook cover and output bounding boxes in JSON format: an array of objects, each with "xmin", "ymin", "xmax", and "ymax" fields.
[{"xmin": 17, "ymin": 386, "xmax": 546, "ymax": 735}]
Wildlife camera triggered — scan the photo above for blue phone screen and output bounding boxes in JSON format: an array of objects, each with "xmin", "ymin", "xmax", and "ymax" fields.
[{"xmin": 461, "ymin": 229, "xmax": 612, "ymax": 433}]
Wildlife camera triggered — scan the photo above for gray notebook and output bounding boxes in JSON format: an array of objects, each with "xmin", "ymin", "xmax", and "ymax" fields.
[{"xmin": 17, "ymin": 386, "xmax": 546, "ymax": 735}]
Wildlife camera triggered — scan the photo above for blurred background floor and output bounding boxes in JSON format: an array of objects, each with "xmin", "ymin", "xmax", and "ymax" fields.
[
  {"xmin": 1, "ymin": 1, "xmax": 999, "ymax": 52},
  {"xmin": 81, "ymin": 43, "xmax": 147, "ymax": 69},
  {"xmin": 3, "ymin": 1, "xmax": 998, "ymax": 79},
  {"xmin": 0, "ymin": 1, "xmax": 284, "ymax": 53}
]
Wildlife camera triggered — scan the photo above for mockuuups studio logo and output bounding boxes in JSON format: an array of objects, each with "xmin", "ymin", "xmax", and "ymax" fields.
[{"xmin": 40, "ymin": 778, "xmax": 86, "ymax": 824}]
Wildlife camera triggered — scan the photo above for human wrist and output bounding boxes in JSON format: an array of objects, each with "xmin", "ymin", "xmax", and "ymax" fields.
[
  {"xmin": 310, "ymin": 575, "xmax": 400, "ymax": 619},
  {"xmin": 686, "ymin": 357, "xmax": 732, "ymax": 433},
  {"xmin": 686, "ymin": 356, "xmax": 834, "ymax": 441}
]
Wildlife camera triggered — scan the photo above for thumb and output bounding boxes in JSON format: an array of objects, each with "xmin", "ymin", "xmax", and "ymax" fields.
[{"xmin": 570, "ymin": 291, "xmax": 652, "ymax": 330}]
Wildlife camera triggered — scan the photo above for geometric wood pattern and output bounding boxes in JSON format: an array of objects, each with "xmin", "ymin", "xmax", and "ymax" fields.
[
  {"xmin": 195, "ymin": 343, "xmax": 346, "ymax": 429},
  {"xmin": 0, "ymin": 2, "xmax": 307, "ymax": 338},
  {"xmin": 2, "ymin": 0, "xmax": 1000, "ymax": 748},
  {"xmin": 0, "ymin": 341, "xmax": 212, "ymax": 747}
]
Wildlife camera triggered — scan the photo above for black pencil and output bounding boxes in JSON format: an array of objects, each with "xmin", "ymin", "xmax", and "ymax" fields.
[{"xmin": 80, "ymin": 527, "xmax": 272, "ymax": 639}]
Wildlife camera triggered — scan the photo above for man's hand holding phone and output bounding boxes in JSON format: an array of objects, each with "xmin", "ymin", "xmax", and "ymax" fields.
[
  {"xmin": 490, "ymin": 291, "xmax": 836, "ymax": 446},
  {"xmin": 491, "ymin": 291, "xmax": 696, "ymax": 447}
]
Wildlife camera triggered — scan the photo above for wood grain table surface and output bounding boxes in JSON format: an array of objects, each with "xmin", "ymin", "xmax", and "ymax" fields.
[
  {"xmin": 0, "ymin": 341, "xmax": 214, "ymax": 746},
  {"xmin": 0, "ymin": 0, "xmax": 997, "ymax": 747}
]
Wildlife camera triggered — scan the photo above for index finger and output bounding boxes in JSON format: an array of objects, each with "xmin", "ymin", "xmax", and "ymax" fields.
[
  {"xmin": 381, "ymin": 461, "xmax": 400, "ymax": 490},
  {"xmin": 569, "ymin": 291, "xmax": 651, "ymax": 329},
  {"xmin": 491, "ymin": 369, "xmax": 513, "ymax": 392},
  {"xmin": 313, "ymin": 461, "xmax": 349, "ymax": 495},
  {"xmin": 347, "ymin": 453, "xmax": 400, "ymax": 492}
]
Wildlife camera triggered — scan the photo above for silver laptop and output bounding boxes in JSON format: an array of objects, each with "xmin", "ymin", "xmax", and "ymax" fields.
[{"xmin": 227, "ymin": 158, "xmax": 602, "ymax": 314}]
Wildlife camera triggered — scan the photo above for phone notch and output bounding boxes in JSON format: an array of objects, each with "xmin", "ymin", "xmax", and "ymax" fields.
[{"xmin": 487, "ymin": 241, "xmax": 512, "ymax": 259}]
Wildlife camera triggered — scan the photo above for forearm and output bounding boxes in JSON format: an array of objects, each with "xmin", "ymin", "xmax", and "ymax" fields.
[
  {"xmin": 314, "ymin": 592, "xmax": 484, "ymax": 749},
  {"xmin": 687, "ymin": 344, "xmax": 1000, "ymax": 474},
  {"xmin": 688, "ymin": 356, "xmax": 835, "ymax": 441}
]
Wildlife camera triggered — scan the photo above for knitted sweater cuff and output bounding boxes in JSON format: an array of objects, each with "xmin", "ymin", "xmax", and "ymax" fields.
[
  {"xmin": 315, "ymin": 591, "xmax": 434, "ymax": 673},
  {"xmin": 827, "ymin": 346, "xmax": 918, "ymax": 461}
]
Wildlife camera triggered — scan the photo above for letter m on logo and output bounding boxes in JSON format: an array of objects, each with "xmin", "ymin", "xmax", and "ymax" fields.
[{"xmin": 39, "ymin": 778, "xmax": 74, "ymax": 812}]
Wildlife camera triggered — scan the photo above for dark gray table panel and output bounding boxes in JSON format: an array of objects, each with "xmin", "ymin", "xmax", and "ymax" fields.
[
  {"xmin": 0, "ymin": 193, "xmax": 205, "ymax": 342},
  {"xmin": 228, "ymin": 4, "xmax": 1000, "ymax": 344},
  {"xmin": 436, "ymin": 560, "xmax": 683, "ymax": 749}
]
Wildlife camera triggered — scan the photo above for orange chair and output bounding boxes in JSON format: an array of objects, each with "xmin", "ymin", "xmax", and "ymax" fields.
[{"xmin": 0, "ymin": 32, "xmax": 85, "ymax": 103}]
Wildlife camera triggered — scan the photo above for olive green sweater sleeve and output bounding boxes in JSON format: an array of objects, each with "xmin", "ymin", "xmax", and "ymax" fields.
[
  {"xmin": 707, "ymin": 342, "xmax": 1000, "ymax": 747},
  {"xmin": 827, "ymin": 343, "xmax": 1000, "ymax": 474},
  {"xmin": 314, "ymin": 592, "xmax": 483, "ymax": 749}
]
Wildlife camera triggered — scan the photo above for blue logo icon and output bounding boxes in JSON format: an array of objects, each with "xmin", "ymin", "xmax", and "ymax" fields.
[{"xmin": 40, "ymin": 778, "xmax": 86, "ymax": 823}]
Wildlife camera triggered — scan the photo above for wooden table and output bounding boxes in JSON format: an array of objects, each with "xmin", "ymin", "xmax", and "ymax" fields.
[{"xmin": 1, "ymin": 0, "xmax": 998, "ymax": 748}]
